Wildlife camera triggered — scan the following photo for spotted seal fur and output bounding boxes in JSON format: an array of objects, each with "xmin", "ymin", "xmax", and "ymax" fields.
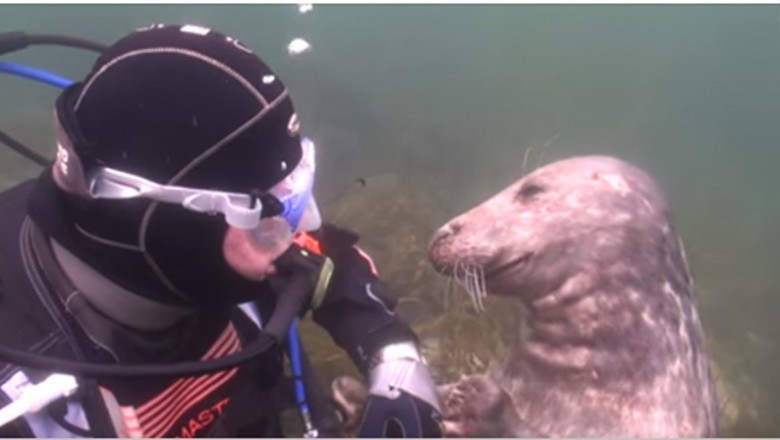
[{"xmin": 427, "ymin": 155, "xmax": 718, "ymax": 437}]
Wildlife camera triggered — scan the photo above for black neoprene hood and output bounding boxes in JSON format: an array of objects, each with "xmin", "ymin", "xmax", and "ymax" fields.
[{"xmin": 66, "ymin": 23, "xmax": 302, "ymax": 193}]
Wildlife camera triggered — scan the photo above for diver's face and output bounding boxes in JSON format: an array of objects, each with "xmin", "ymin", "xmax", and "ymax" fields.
[{"xmin": 222, "ymin": 226, "xmax": 291, "ymax": 281}]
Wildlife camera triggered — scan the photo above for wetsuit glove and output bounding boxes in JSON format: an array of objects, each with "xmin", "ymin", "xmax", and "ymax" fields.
[
  {"xmin": 306, "ymin": 225, "xmax": 419, "ymax": 371},
  {"xmin": 358, "ymin": 342, "xmax": 443, "ymax": 438},
  {"xmin": 263, "ymin": 244, "xmax": 331, "ymax": 340}
]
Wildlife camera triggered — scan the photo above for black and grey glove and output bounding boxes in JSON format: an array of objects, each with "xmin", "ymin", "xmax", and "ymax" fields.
[
  {"xmin": 304, "ymin": 225, "xmax": 415, "ymax": 370},
  {"xmin": 358, "ymin": 341, "xmax": 443, "ymax": 438},
  {"xmin": 262, "ymin": 243, "xmax": 331, "ymax": 340}
]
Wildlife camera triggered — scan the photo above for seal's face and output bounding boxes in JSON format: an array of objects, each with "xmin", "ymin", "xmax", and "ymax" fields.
[{"xmin": 428, "ymin": 155, "xmax": 670, "ymax": 299}]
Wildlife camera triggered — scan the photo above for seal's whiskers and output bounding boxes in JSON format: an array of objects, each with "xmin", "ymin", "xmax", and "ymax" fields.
[
  {"xmin": 475, "ymin": 266, "xmax": 487, "ymax": 311},
  {"xmin": 442, "ymin": 270, "xmax": 455, "ymax": 311},
  {"xmin": 521, "ymin": 147, "xmax": 533, "ymax": 177},
  {"xmin": 535, "ymin": 132, "xmax": 560, "ymax": 169},
  {"xmin": 452, "ymin": 260, "xmax": 473, "ymax": 312},
  {"xmin": 467, "ymin": 265, "xmax": 484, "ymax": 313},
  {"xmin": 464, "ymin": 264, "xmax": 478, "ymax": 312},
  {"xmin": 451, "ymin": 260, "xmax": 487, "ymax": 314},
  {"xmin": 472, "ymin": 265, "xmax": 487, "ymax": 313}
]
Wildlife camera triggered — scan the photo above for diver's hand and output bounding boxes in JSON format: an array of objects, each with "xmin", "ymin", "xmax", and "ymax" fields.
[
  {"xmin": 358, "ymin": 347, "xmax": 444, "ymax": 438},
  {"xmin": 261, "ymin": 243, "xmax": 330, "ymax": 341},
  {"xmin": 267, "ymin": 243, "xmax": 327, "ymax": 304},
  {"xmin": 332, "ymin": 374, "xmax": 444, "ymax": 438},
  {"xmin": 358, "ymin": 392, "xmax": 443, "ymax": 438}
]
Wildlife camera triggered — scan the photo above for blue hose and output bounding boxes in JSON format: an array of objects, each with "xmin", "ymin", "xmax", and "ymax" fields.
[
  {"xmin": 287, "ymin": 319, "xmax": 308, "ymax": 412},
  {"xmin": 0, "ymin": 61, "xmax": 74, "ymax": 88},
  {"xmin": 287, "ymin": 318, "xmax": 317, "ymax": 436}
]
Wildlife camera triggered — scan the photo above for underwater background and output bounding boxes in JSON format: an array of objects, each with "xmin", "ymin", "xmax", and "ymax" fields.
[{"xmin": 1, "ymin": 4, "xmax": 779, "ymax": 436}]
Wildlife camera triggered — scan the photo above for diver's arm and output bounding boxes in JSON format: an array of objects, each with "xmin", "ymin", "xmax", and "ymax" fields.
[
  {"xmin": 315, "ymin": 282, "xmax": 443, "ymax": 438},
  {"xmin": 308, "ymin": 224, "xmax": 443, "ymax": 437}
]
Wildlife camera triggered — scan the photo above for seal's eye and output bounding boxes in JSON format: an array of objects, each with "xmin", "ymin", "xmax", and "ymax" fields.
[{"xmin": 518, "ymin": 184, "xmax": 545, "ymax": 199}]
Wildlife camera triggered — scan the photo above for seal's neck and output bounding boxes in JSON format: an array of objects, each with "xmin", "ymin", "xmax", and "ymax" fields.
[{"xmin": 518, "ymin": 259, "xmax": 664, "ymax": 375}]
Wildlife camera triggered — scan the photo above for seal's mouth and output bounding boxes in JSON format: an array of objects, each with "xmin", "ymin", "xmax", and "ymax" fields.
[
  {"xmin": 428, "ymin": 247, "xmax": 456, "ymax": 275},
  {"xmin": 485, "ymin": 252, "xmax": 533, "ymax": 280}
]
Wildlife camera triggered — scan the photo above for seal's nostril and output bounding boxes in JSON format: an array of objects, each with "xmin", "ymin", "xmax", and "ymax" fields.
[
  {"xmin": 428, "ymin": 222, "xmax": 463, "ymax": 258},
  {"xmin": 429, "ymin": 230, "xmax": 449, "ymax": 248},
  {"xmin": 429, "ymin": 225, "xmax": 455, "ymax": 252}
]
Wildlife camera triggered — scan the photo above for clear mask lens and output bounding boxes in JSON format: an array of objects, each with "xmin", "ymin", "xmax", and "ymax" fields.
[{"xmin": 269, "ymin": 137, "xmax": 321, "ymax": 233}]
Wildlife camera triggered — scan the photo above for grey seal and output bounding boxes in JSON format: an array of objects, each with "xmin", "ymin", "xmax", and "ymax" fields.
[{"xmin": 427, "ymin": 155, "xmax": 718, "ymax": 437}]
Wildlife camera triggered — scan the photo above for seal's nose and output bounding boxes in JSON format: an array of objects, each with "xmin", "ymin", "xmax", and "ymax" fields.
[
  {"xmin": 428, "ymin": 221, "xmax": 461, "ymax": 252},
  {"xmin": 428, "ymin": 221, "xmax": 463, "ymax": 274},
  {"xmin": 428, "ymin": 229, "xmax": 447, "ymax": 251}
]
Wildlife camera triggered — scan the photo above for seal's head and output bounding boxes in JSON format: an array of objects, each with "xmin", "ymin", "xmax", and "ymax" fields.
[{"xmin": 428, "ymin": 155, "xmax": 672, "ymax": 299}]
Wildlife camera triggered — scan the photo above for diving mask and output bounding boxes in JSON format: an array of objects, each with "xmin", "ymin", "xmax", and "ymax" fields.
[
  {"xmin": 253, "ymin": 136, "xmax": 321, "ymax": 248},
  {"xmin": 86, "ymin": 137, "xmax": 322, "ymax": 243}
]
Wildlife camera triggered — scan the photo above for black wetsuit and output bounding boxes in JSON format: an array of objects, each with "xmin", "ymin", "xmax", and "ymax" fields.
[{"xmin": 0, "ymin": 175, "xmax": 417, "ymax": 438}]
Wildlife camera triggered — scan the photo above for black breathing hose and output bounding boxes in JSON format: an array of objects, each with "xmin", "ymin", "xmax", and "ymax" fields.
[
  {"xmin": 0, "ymin": 31, "xmax": 107, "ymax": 56},
  {"xmin": 0, "ymin": 31, "xmax": 105, "ymax": 168},
  {"xmin": 0, "ymin": 129, "xmax": 50, "ymax": 167}
]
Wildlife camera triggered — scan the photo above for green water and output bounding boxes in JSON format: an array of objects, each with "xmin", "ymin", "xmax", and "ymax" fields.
[{"xmin": 2, "ymin": 4, "xmax": 780, "ymax": 436}]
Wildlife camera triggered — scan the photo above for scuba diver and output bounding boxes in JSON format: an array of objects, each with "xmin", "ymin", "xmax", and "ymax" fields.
[{"xmin": 0, "ymin": 24, "xmax": 442, "ymax": 437}]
